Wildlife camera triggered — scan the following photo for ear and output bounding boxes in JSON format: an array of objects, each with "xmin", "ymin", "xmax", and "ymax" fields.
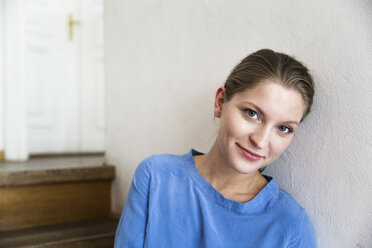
[{"xmin": 214, "ymin": 87, "xmax": 225, "ymax": 118}]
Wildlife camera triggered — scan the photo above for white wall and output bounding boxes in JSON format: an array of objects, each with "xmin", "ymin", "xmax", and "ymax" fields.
[{"xmin": 105, "ymin": 1, "xmax": 372, "ymax": 247}]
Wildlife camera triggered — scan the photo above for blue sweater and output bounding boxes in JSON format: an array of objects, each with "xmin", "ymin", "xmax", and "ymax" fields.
[{"xmin": 115, "ymin": 149, "xmax": 317, "ymax": 247}]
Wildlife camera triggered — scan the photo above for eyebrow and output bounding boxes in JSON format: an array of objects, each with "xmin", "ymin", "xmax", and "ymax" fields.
[{"xmin": 241, "ymin": 101, "xmax": 300, "ymax": 126}]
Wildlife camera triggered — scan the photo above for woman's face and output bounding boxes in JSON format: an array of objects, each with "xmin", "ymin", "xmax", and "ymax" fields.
[{"xmin": 215, "ymin": 81, "xmax": 306, "ymax": 174}]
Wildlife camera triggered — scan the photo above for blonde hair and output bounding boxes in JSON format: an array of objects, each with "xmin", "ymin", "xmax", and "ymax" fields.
[{"xmin": 224, "ymin": 49, "xmax": 314, "ymax": 120}]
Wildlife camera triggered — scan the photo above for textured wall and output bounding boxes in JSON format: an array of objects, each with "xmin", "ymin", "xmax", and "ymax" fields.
[{"xmin": 105, "ymin": 1, "xmax": 372, "ymax": 247}]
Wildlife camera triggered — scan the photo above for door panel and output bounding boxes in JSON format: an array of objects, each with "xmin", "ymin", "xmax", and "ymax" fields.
[{"xmin": 25, "ymin": 0, "xmax": 104, "ymax": 154}]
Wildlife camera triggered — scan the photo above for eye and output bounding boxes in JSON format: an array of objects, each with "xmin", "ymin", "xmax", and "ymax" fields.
[
  {"xmin": 278, "ymin": 125, "xmax": 294, "ymax": 134},
  {"xmin": 245, "ymin": 109, "xmax": 258, "ymax": 120}
]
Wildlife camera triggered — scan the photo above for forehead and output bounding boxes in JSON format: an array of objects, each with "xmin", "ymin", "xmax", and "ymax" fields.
[{"xmin": 229, "ymin": 82, "xmax": 305, "ymax": 122}]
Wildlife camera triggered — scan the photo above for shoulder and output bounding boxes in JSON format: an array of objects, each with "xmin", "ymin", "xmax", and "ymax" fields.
[
  {"xmin": 273, "ymin": 188, "xmax": 310, "ymax": 226},
  {"xmin": 274, "ymin": 188, "xmax": 304, "ymax": 219},
  {"xmin": 263, "ymin": 177, "xmax": 305, "ymax": 221},
  {"xmin": 134, "ymin": 152, "xmax": 189, "ymax": 178},
  {"xmin": 129, "ymin": 152, "xmax": 189, "ymax": 198},
  {"xmin": 273, "ymin": 188, "xmax": 317, "ymax": 247}
]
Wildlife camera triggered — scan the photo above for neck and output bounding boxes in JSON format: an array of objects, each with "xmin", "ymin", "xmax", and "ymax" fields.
[{"xmin": 194, "ymin": 141, "xmax": 268, "ymax": 202}]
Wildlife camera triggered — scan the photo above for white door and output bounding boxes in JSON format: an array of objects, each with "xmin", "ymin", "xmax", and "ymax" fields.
[{"xmin": 24, "ymin": 0, "xmax": 104, "ymax": 154}]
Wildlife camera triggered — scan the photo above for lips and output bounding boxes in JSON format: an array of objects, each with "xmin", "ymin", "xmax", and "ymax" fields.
[{"xmin": 236, "ymin": 143, "xmax": 263, "ymax": 162}]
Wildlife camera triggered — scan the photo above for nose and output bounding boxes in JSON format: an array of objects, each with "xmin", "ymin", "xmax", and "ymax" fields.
[{"xmin": 249, "ymin": 125, "xmax": 271, "ymax": 149}]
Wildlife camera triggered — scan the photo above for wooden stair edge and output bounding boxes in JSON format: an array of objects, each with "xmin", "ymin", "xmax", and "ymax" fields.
[
  {"xmin": 0, "ymin": 166, "xmax": 115, "ymax": 187},
  {"xmin": 0, "ymin": 180, "xmax": 112, "ymax": 231},
  {"xmin": 0, "ymin": 218, "xmax": 118, "ymax": 248},
  {"xmin": 0, "ymin": 150, "xmax": 4, "ymax": 161},
  {"xmin": 109, "ymin": 212, "xmax": 122, "ymax": 221}
]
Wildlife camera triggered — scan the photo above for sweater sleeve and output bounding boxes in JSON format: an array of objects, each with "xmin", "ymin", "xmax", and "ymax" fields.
[
  {"xmin": 288, "ymin": 208, "xmax": 317, "ymax": 248},
  {"xmin": 114, "ymin": 159, "xmax": 151, "ymax": 248}
]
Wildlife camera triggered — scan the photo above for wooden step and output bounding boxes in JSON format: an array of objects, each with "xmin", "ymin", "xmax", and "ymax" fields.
[
  {"xmin": 0, "ymin": 155, "xmax": 112, "ymax": 187},
  {"xmin": 0, "ymin": 156, "xmax": 115, "ymax": 231},
  {"xmin": 0, "ymin": 218, "xmax": 118, "ymax": 248}
]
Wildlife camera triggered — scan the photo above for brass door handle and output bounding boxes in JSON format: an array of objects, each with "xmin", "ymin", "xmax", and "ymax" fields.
[{"xmin": 68, "ymin": 14, "xmax": 81, "ymax": 41}]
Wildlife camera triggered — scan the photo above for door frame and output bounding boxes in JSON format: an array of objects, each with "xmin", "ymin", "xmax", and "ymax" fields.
[
  {"xmin": 0, "ymin": 0, "xmax": 5, "ymax": 160},
  {"xmin": 3, "ymin": 0, "xmax": 29, "ymax": 161}
]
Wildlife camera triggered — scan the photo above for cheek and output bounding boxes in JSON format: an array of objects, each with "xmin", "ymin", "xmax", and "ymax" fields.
[
  {"xmin": 220, "ymin": 114, "xmax": 252, "ymax": 139},
  {"xmin": 271, "ymin": 137, "xmax": 293, "ymax": 157}
]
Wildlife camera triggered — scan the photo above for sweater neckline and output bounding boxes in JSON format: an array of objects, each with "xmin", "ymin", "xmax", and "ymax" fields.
[{"xmin": 185, "ymin": 149, "xmax": 279, "ymax": 215}]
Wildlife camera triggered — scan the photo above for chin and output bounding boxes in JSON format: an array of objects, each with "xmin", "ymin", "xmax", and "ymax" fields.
[{"xmin": 229, "ymin": 158, "xmax": 263, "ymax": 175}]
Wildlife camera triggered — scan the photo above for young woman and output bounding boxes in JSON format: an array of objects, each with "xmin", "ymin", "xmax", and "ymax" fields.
[{"xmin": 115, "ymin": 49, "xmax": 317, "ymax": 247}]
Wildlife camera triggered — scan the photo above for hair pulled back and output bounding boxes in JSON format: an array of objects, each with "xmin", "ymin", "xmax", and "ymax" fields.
[{"xmin": 224, "ymin": 49, "xmax": 314, "ymax": 120}]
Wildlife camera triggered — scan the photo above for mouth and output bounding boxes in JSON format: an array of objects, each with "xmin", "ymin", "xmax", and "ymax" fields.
[{"xmin": 236, "ymin": 143, "xmax": 264, "ymax": 162}]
